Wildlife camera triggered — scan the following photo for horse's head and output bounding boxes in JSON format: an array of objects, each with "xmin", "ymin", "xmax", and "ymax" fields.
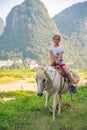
[
  {"xmin": 35, "ymin": 67, "xmax": 48, "ymax": 97},
  {"xmin": 35, "ymin": 66, "xmax": 56, "ymax": 97}
]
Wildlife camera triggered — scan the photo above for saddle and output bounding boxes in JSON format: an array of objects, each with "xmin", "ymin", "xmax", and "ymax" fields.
[
  {"xmin": 54, "ymin": 65, "xmax": 66, "ymax": 81},
  {"xmin": 53, "ymin": 65, "xmax": 67, "ymax": 94}
]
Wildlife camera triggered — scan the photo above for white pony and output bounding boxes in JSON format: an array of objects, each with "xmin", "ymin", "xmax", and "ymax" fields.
[{"xmin": 35, "ymin": 66, "xmax": 79, "ymax": 120}]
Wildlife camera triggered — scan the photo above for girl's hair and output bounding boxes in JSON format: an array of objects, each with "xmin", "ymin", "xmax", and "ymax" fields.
[{"xmin": 53, "ymin": 35, "xmax": 61, "ymax": 41}]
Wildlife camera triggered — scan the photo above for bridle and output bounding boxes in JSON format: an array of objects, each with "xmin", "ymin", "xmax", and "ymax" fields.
[
  {"xmin": 44, "ymin": 67, "xmax": 57, "ymax": 81},
  {"xmin": 44, "ymin": 66, "xmax": 66, "ymax": 93}
]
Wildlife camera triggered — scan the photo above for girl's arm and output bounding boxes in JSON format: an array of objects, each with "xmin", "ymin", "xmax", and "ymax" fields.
[
  {"xmin": 56, "ymin": 52, "xmax": 63, "ymax": 64},
  {"xmin": 49, "ymin": 50, "xmax": 55, "ymax": 63}
]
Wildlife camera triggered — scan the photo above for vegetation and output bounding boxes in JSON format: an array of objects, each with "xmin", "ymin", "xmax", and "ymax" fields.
[
  {"xmin": 0, "ymin": 1, "xmax": 87, "ymax": 68},
  {"xmin": 0, "ymin": 67, "xmax": 87, "ymax": 84},
  {"xmin": 0, "ymin": 85, "xmax": 87, "ymax": 130},
  {"xmin": 78, "ymin": 69, "xmax": 87, "ymax": 79},
  {"xmin": 0, "ymin": 17, "xmax": 4, "ymax": 35},
  {"xmin": 0, "ymin": 0, "xmax": 58, "ymax": 65},
  {"xmin": 53, "ymin": 2, "xmax": 87, "ymax": 36},
  {"xmin": 53, "ymin": 1, "xmax": 87, "ymax": 69},
  {"xmin": 0, "ymin": 69, "xmax": 35, "ymax": 84},
  {"xmin": 0, "ymin": 69, "xmax": 87, "ymax": 129}
]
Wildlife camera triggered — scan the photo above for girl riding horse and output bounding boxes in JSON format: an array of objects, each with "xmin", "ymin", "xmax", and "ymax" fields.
[{"xmin": 49, "ymin": 34, "xmax": 76, "ymax": 93}]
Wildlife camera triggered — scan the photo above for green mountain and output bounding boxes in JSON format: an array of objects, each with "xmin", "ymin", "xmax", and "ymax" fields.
[
  {"xmin": 0, "ymin": 0, "xmax": 59, "ymax": 64},
  {"xmin": 53, "ymin": 1, "xmax": 87, "ymax": 37},
  {"xmin": 0, "ymin": 18, "xmax": 4, "ymax": 35},
  {"xmin": 53, "ymin": 1, "xmax": 87, "ymax": 69},
  {"xmin": 0, "ymin": 0, "xmax": 87, "ymax": 68}
]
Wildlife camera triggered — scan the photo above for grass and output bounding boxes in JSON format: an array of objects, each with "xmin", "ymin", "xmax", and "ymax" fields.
[
  {"xmin": 28, "ymin": 79, "xmax": 36, "ymax": 83},
  {"xmin": 0, "ymin": 85, "xmax": 87, "ymax": 130},
  {"xmin": 78, "ymin": 70, "xmax": 87, "ymax": 79},
  {"xmin": 0, "ymin": 69, "xmax": 35, "ymax": 84}
]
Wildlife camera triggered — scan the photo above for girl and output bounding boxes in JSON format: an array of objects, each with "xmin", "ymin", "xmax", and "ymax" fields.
[{"xmin": 49, "ymin": 35, "xmax": 76, "ymax": 93}]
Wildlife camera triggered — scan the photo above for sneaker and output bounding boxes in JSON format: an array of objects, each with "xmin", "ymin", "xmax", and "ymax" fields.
[{"xmin": 70, "ymin": 86, "xmax": 76, "ymax": 93}]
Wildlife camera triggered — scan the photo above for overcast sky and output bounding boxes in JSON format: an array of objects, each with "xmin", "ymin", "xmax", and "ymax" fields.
[{"xmin": 0, "ymin": 0, "xmax": 86, "ymax": 23}]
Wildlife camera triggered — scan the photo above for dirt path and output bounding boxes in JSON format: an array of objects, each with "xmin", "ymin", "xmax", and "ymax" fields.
[
  {"xmin": 0, "ymin": 78, "xmax": 37, "ymax": 92},
  {"xmin": 0, "ymin": 77, "xmax": 87, "ymax": 92},
  {"xmin": 78, "ymin": 77, "xmax": 87, "ymax": 86}
]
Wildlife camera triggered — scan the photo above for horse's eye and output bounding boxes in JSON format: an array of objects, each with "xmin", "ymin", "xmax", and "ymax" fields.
[{"xmin": 43, "ymin": 79, "xmax": 46, "ymax": 83}]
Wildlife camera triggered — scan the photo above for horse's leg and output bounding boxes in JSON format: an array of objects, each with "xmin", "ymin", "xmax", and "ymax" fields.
[
  {"xmin": 58, "ymin": 94, "xmax": 62, "ymax": 114},
  {"xmin": 70, "ymin": 90, "xmax": 73, "ymax": 111},
  {"xmin": 45, "ymin": 92, "xmax": 50, "ymax": 108},
  {"xmin": 53, "ymin": 92, "xmax": 57, "ymax": 120}
]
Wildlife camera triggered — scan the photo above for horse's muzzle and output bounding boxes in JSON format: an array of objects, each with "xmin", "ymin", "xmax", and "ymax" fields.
[{"xmin": 37, "ymin": 93, "xmax": 43, "ymax": 97}]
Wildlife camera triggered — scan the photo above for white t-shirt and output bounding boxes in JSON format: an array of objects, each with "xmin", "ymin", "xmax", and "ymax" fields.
[{"xmin": 49, "ymin": 45, "xmax": 65, "ymax": 64}]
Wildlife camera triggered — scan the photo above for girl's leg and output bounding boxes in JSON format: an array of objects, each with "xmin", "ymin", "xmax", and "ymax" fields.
[
  {"xmin": 61, "ymin": 65, "xmax": 76, "ymax": 93},
  {"xmin": 62, "ymin": 65, "xmax": 74, "ymax": 85}
]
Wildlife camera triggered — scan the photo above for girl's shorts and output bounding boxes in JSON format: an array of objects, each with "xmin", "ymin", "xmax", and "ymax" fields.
[
  {"xmin": 51, "ymin": 63, "xmax": 66, "ymax": 67},
  {"xmin": 60, "ymin": 64, "xmax": 66, "ymax": 67}
]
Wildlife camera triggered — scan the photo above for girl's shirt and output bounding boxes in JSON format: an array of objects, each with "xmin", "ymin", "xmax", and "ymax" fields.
[{"xmin": 49, "ymin": 45, "xmax": 65, "ymax": 65}]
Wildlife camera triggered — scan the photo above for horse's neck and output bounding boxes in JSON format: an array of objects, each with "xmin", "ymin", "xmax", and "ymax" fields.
[{"xmin": 46, "ymin": 68, "xmax": 70, "ymax": 93}]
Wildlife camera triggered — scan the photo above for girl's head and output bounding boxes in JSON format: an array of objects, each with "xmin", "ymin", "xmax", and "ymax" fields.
[{"xmin": 52, "ymin": 35, "xmax": 61, "ymax": 46}]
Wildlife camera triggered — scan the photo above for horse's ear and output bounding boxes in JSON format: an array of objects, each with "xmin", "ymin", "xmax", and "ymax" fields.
[
  {"xmin": 44, "ymin": 67, "xmax": 48, "ymax": 74},
  {"xmin": 34, "ymin": 66, "xmax": 44, "ymax": 72},
  {"xmin": 34, "ymin": 66, "xmax": 39, "ymax": 72},
  {"xmin": 39, "ymin": 66, "xmax": 44, "ymax": 70},
  {"xmin": 44, "ymin": 67, "xmax": 51, "ymax": 81}
]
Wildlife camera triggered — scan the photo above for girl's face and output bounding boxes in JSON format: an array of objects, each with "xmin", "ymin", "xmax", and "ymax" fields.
[{"xmin": 53, "ymin": 36, "xmax": 60, "ymax": 46}]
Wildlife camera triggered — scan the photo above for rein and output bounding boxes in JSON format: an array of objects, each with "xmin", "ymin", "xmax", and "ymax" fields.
[
  {"xmin": 44, "ymin": 67, "xmax": 66, "ymax": 93},
  {"xmin": 52, "ymin": 70, "xmax": 57, "ymax": 81},
  {"xmin": 54, "ymin": 66, "xmax": 66, "ymax": 94},
  {"xmin": 58, "ymin": 74, "xmax": 65, "ymax": 94},
  {"xmin": 53, "ymin": 67, "xmax": 65, "ymax": 94}
]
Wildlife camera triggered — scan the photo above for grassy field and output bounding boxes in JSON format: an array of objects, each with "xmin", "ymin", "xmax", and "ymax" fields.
[
  {"xmin": 0, "ymin": 85, "xmax": 87, "ymax": 130},
  {"xmin": 78, "ymin": 70, "xmax": 87, "ymax": 79},
  {"xmin": 0, "ymin": 69, "xmax": 35, "ymax": 84},
  {"xmin": 0, "ymin": 69, "xmax": 87, "ymax": 130}
]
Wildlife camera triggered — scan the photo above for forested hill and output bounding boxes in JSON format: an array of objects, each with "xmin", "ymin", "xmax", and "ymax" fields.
[
  {"xmin": 0, "ymin": 0, "xmax": 59, "ymax": 64},
  {"xmin": 0, "ymin": 0, "xmax": 87, "ymax": 68},
  {"xmin": 0, "ymin": 18, "xmax": 4, "ymax": 35},
  {"xmin": 53, "ymin": 1, "xmax": 87, "ymax": 69},
  {"xmin": 53, "ymin": 1, "xmax": 87, "ymax": 37}
]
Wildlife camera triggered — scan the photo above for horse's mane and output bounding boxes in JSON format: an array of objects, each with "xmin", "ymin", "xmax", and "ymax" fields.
[
  {"xmin": 38, "ymin": 66, "xmax": 44, "ymax": 70},
  {"xmin": 36, "ymin": 66, "xmax": 45, "ymax": 79}
]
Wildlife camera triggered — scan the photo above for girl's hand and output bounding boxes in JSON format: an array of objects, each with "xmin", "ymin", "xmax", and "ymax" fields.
[
  {"xmin": 55, "ymin": 60, "xmax": 59, "ymax": 65},
  {"xmin": 52, "ymin": 59, "xmax": 55, "ymax": 64},
  {"xmin": 51, "ymin": 59, "xmax": 56, "ymax": 66}
]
